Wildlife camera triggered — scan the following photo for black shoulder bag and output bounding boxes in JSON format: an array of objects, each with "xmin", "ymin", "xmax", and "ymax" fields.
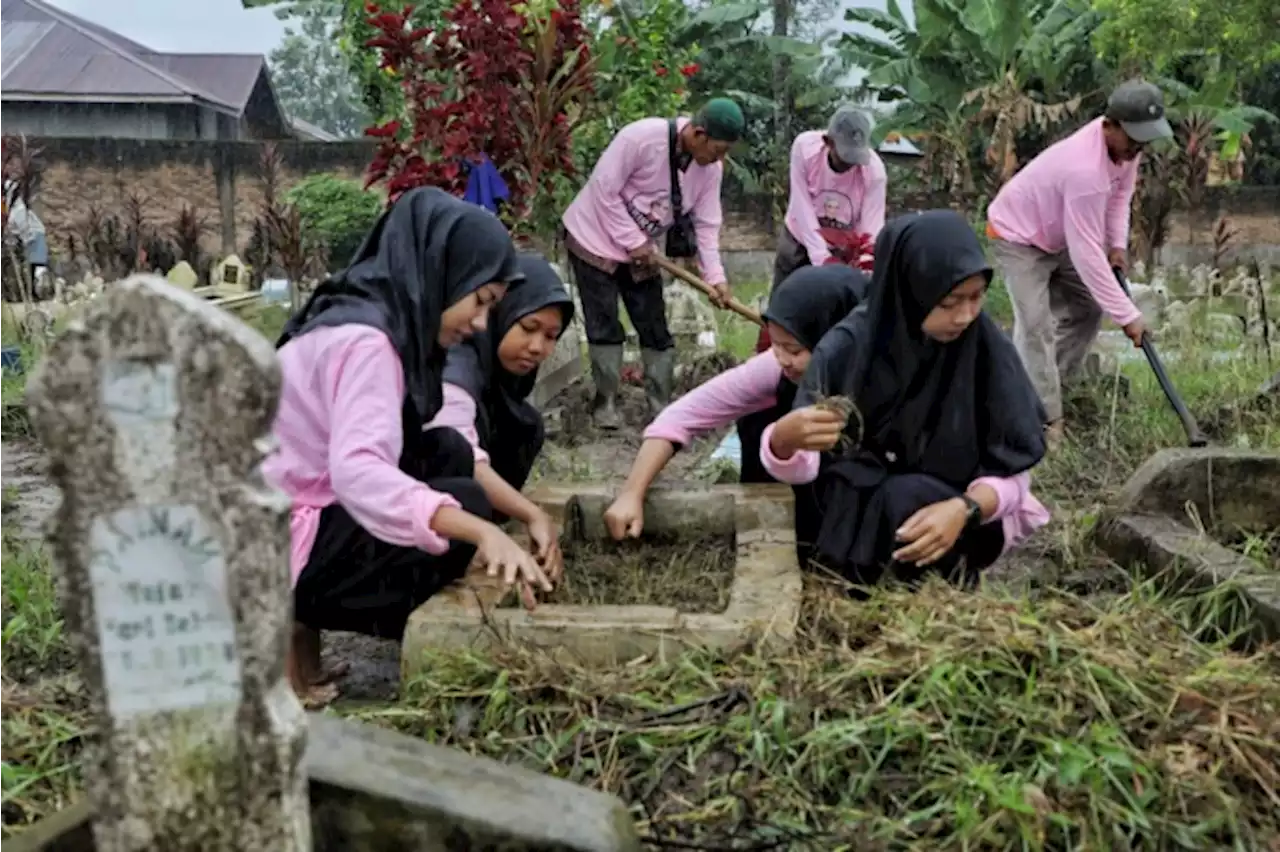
[{"xmin": 665, "ymin": 119, "xmax": 698, "ymax": 259}]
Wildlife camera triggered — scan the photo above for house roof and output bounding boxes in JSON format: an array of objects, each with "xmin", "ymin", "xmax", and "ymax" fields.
[
  {"xmin": 0, "ymin": 0, "xmax": 270, "ymax": 116},
  {"xmin": 290, "ymin": 116, "xmax": 341, "ymax": 142}
]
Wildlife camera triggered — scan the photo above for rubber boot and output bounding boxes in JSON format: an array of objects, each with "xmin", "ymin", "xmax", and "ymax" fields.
[
  {"xmin": 588, "ymin": 344, "xmax": 623, "ymax": 430},
  {"xmin": 641, "ymin": 347, "xmax": 677, "ymax": 418}
]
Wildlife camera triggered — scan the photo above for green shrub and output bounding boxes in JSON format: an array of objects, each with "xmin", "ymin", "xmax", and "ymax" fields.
[{"xmin": 284, "ymin": 174, "xmax": 382, "ymax": 269}]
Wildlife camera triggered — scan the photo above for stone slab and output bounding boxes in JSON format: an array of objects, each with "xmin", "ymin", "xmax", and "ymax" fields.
[
  {"xmin": 307, "ymin": 714, "xmax": 640, "ymax": 852},
  {"xmin": 1097, "ymin": 512, "xmax": 1280, "ymax": 643},
  {"xmin": 6, "ymin": 714, "xmax": 642, "ymax": 852},
  {"xmin": 529, "ymin": 325, "xmax": 583, "ymax": 411},
  {"xmin": 401, "ymin": 484, "xmax": 802, "ymax": 681},
  {"xmin": 1115, "ymin": 448, "xmax": 1280, "ymax": 535}
]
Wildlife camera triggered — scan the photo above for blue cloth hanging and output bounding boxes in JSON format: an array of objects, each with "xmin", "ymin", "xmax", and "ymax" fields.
[{"xmin": 462, "ymin": 155, "xmax": 510, "ymax": 215}]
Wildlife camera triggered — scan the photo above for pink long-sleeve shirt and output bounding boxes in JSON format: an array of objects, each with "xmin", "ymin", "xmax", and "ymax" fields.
[
  {"xmin": 784, "ymin": 131, "xmax": 887, "ymax": 266},
  {"xmin": 987, "ymin": 117, "xmax": 1141, "ymax": 327},
  {"xmin": 262, "ymin": 325, "xmax": 462, "ymax": 586},
  {"xmin": 423, "ymin": 382, "xmax": 490, "ymax": 465},
  {"xmin": 561, "ymin": 116, "xmax": 727, "ymax": 285},
  {"xmin": 645, "ymin": 352, "xmax": 1047, "ymax": 552}
]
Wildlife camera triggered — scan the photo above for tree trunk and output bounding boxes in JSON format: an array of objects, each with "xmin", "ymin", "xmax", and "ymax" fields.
[{"xmin": 771, "ymin": 0, "xmax": 793, "ymax": 148}]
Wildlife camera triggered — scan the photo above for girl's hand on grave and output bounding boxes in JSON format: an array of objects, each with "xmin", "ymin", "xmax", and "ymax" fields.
[
  {"xmin": 478, "ymin": 525, "xmax": 553, "ymax": 607},
  {"xmin": 891, "ymin": 498, "xmax": 968, "ymax": 566},
  {"xmin": 604, "ymin": 492, "xmax": 645, "ymax": 540},
  {"xmin": 526, "ymin": 511, "xmax": 564, "ymax": 585},
  {"xmin": 770, "ymin": 407, "xmax": 845, "ymax": 458}
]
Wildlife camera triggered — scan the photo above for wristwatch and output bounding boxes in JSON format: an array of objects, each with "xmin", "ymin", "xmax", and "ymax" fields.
[{"xmin": 960, "ymin": 494, "xmax": 983, "ymax": 529}]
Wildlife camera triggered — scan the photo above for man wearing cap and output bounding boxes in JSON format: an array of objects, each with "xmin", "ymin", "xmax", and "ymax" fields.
[
  {"xmin": 775, "ymin": 105, "xmax": 887, "ymax": 287},
  {"xmin": 562, "ymin": 97, "xmax": 744, "ymax": 429},
  {"xmin": 987, "ymin": 79, "xmax": 1174, "ymax": 448}
]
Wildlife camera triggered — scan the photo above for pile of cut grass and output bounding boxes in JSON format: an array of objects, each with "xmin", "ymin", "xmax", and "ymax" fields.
[
  {"xmin": 545, "ymin": 532, "xmax": 736, "ymax": 612},
  {"xmin": 364, "ymin": 575, "xmax": 1280, "ymax": 851}
]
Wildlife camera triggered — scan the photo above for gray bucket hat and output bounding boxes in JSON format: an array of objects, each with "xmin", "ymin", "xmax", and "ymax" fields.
[
  {"xmin": 827, "ymin": 106, "xmax": 874, "ymax": 167},
  {"xmin": 1105, "ymin": 80, "xmax": 1174, "ymax": 144}
]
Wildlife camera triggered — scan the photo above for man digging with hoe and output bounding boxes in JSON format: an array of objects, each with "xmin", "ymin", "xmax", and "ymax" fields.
[
  {"xmin": 987, "ymin": 79, "xmax": 1174, "ymax": 449},
  {"xmin": 562, "ymin": 98, "xmax": 744, "ymax": 429}
]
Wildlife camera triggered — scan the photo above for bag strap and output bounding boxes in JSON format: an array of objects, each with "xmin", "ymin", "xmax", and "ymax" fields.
[{"xmin": 667, "ymin": 118, "xmax": 683, "ymax": 218}]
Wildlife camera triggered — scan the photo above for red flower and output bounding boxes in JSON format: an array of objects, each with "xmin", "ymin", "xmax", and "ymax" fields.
[
  {"xmin": 653, "ymin": 62, "xmax": 668, "ymax": 77},
  {"xmin": 679, "ymin": 63, "xmax": 699, "ymax": 77}
]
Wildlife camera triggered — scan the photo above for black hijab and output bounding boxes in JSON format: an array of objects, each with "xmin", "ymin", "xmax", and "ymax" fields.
[
  {"xmin": 764, "ymin": 264, "xmax": 869, "ymax": 354},
  {"xmin": 442, "ymin": 252, "xmax": 574, "ymax": 485},
  {"xmin": 277, "ymin": 187, "xmax": 524, "ymax": 424},
  {"xmin": 796, "ymin": 210, "xmax": 1046, "ymax": 488}
]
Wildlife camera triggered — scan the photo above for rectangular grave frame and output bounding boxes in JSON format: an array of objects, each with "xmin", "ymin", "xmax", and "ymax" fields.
[{"xmin": 401, "ymin": 483, "xmax": 802, "ymax": 681}]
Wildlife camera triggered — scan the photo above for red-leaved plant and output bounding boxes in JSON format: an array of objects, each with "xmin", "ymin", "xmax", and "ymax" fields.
[
  {"xmin": 819, "ymin": 227, "xmax": 876, "ymax": 273},
  {"xmin": 754, "ymin": 229, "xmax": 876, "ymax": 353},
  {"xmin": 362, "ymin": 1, "xmax": 594, "ymax": 228}
]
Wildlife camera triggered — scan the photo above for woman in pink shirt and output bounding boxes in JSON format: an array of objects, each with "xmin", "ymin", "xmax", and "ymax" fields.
[
  {"xmin": 267, "ymin": 188, "xmax": 553, "ymax": 702},
  {"xmin": 762, "ymin": 211, "xmax": 1050, "ymax": 593},
  {"xmin": 603, "ymin": 265, "xmax": 867, "ymax": 539},
  {"xmin": 427, "ymin": 252, "xmax": 574, "ymax": 571}
]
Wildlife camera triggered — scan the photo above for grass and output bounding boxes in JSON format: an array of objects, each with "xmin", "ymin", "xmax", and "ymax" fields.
[
  {"xmin": 2, "ymin": 269, "xmax": 1279, "ymax": 847},
  {"xmin": 545, "ymin": 532, "xmax": 737, "ymax": 611},
  {"xmin": 375, "ymin": 575, "xmax": 1279, "ymax": 850}
]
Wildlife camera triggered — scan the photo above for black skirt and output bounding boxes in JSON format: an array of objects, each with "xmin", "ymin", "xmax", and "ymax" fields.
[
  {"xmin": 796, "ymin": 456, "xmax": 1005, "ymax": 593},
  {"xmin": 293, "ymin": 426, "xmax": 491, "ymax": 640}
]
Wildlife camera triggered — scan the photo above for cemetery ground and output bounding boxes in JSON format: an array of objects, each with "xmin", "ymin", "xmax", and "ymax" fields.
[{"xmin": 2, "ymin": 279, "xmax": 1280, "ymax": 849}]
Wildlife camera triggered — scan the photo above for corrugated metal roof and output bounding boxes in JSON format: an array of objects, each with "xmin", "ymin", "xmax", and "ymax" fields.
[
  {"xmin": 0, "ymin": 20, "xmax": 54, "ymax": 77},
  {"xmin": 0, "ymin": 0, "xmax": 264, "ymax": 114},
  {"xmin": 141, "ymin": 53, "xmax": 267, "ymax": 109}
]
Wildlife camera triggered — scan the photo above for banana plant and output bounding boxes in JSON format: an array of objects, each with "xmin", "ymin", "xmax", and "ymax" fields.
[{"xmin": 842, "ymin": 0, "xmax": 1105, "ymax": 186}]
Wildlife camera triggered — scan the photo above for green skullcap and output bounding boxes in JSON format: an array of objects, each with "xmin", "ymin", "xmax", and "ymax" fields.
[{"xmin": 694, "ymin": 98, "xmax": 745, "ymax": 142}]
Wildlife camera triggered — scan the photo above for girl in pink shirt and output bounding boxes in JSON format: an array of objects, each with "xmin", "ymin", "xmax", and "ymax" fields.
[
  {"xmin": 762, "ymin": 211, "xmax": 1049, "ymax": 593},
  {"xmin": 603, "ymin": 265, "xmax": 867, "ymax": 539},
  {"xmin": 427, "ymin": 252, "xmax": 574, "ymax": 570},
  {"xmin": 266, "ymin": 188, "xmax": 553, "ymax": 703}
]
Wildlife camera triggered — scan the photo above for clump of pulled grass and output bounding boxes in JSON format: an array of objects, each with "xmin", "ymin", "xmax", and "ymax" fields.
[{"xmin": 368, "ymin": 575, "xmax": 1280, "ymax": 851}]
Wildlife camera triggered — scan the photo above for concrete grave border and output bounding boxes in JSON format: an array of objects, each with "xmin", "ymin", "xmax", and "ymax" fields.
[
  {"xmin": 1096, "ymin": 448, "xmax": 1280, "ymax": 642},
  {"xmin": 401, "ymin": 483, "xmax": 802, "ymax": 683},
  {"xmin": 6, "ymin": 713, "xmax": 640, "ymax": 852}
]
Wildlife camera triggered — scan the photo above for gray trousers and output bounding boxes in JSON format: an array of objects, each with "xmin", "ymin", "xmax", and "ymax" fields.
[{"xmin": 990, "ymin": 239, "xmax": 1103, "ymax": 423}]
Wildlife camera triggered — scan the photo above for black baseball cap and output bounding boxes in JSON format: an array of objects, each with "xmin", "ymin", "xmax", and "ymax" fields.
[{"xmin": 1105, "ymin": 80, "xmax": 1174, "ymax": 144}]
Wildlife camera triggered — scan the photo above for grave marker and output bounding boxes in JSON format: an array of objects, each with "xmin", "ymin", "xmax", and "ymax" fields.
[
  {"xmin": 18, "ymin": 272, "xmax": 643, "ymax": 852},
  {"xmin": 26, "ymin": 274, "xmax": 310, "ymax": 851}
]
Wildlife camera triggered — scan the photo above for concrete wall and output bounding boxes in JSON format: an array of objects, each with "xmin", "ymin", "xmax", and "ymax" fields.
[
  {"xmin": 3, "ymin": 102, "xmax": 177, "ymax": 139},
  {"xmin": 29, "ymin": 137, "xmax": 373, "ymax": 261},
  {"xmin": 22, "ymin": 135, "xmax": 1280, "ymax": 275}
]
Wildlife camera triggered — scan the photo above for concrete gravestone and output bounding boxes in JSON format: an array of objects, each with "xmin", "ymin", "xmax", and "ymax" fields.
[
  {"xmin": 26, "ymin": 274, "xmax": 310, "ymax": 851},
  {"xmin": 210, "ymin": 254, "xmax": 250, "ymax": 297},
  {"xmin": 17, "ymin": 273, "xmax": 642, "ymax": 852}
]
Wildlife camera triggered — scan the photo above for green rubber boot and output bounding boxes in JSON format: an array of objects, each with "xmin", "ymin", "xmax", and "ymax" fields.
[{"xmin": 588, "ymin": 344, "xmax": 623, "ymax": 430}]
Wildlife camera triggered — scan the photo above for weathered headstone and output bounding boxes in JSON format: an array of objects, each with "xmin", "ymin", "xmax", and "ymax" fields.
[
  {"xmin": 165, "ymin": 261, "xmax": 199, "ymax": 291},
  {"xmin": 210, "ymin": 254, "xmax": 249, "ymax": 296},
  {"xmin": 26, "ymin": 274, "xmax": 310, "ymax": 851},
  {"xmin": 15, "ymin": 273, "xmax": 643, "ymax": 852}
]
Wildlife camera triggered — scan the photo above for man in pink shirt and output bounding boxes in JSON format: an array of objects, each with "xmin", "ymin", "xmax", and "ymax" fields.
[
  {"xmin": 562, "ymin": 98, "xmax": 744, "ymax": 429},
  {"xmin": 987, "ymin": 80, "xmax": 1173, "ymax": 446},
  {"xmin": 776, "ymin": 105, "xmax": 887, "ymax": 287}
]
